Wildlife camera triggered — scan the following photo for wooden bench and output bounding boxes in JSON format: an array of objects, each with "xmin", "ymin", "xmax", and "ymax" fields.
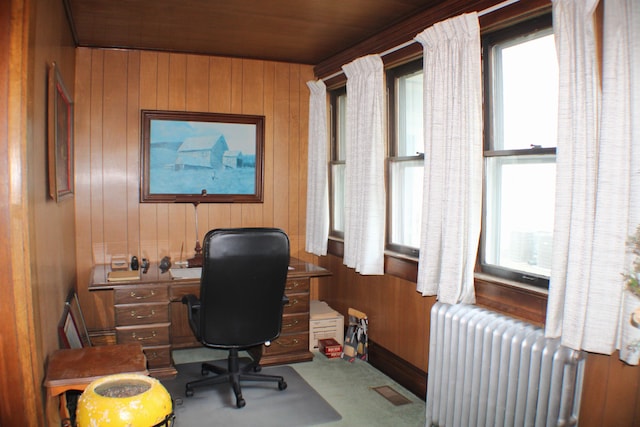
[{"xmin": 44, "ymin": 343, "xmax": 148, "ymax": 425}]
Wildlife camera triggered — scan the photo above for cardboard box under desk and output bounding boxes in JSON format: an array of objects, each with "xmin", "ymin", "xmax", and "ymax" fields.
[{"xmin": 309, "ymin": 300, "xmax": 344, "ymax": 351}]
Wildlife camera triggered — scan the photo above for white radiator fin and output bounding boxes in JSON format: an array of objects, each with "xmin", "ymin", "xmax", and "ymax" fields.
[{"xmin": 426, "ymin": 302, "xmax": 584, "ymax": 427}]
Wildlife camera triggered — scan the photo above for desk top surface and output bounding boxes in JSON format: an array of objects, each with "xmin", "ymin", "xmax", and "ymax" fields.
[{"xmin": 89, "ymin": 257, "xmax": 331, "ymax": 290}]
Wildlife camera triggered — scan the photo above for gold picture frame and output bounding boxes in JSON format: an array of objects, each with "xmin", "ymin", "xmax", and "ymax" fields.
[{"xmin": 47, "ymin": 62, "xmax": 74, "ymax": 202}]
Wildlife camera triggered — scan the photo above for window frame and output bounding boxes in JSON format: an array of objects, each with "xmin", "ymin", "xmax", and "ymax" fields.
[
  {"xmin": 386, "ymin": 59, "xmax": 424, "ymax": 258},
  {"xmin": 478, "ymin": 13, "xmax": 556, "ymax": 289},
  {"xmin": 329, "ymin": 86, "xmax": 346, "ymax": 239}
]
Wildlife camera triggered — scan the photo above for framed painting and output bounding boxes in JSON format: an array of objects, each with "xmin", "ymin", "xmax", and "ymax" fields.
[
  {"xmin": 58, "ymin": 305, "xmax": 83, "ymax": 349},
  {"xmin": 47, "ymin": 62, "xmax": 74, "ymax": 202},
  {"xmin": 140, "ymin": 110, "xmax": 265, "ymax": 203},
  {"xmin": 58, "ymin": 291, "xmax": 91, "ymax": 349}
]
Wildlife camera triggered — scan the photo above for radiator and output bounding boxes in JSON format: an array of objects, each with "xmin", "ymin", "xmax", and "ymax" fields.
[{"xmin": 426, "ymin": 302, "xmax": 585, "ymax": 427}]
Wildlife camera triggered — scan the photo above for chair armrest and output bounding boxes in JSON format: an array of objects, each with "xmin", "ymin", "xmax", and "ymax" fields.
[
  {"xmin": 181, "ymin": 294, "xmax": 201, "ymax": 340},
  {"xmin": 182, "ymin": 294, "xmax": 200, "ymax": 309}
]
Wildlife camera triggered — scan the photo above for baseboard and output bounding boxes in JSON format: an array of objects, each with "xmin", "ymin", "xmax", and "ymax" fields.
[{"xmin": 367, "ymin": 340, "xmax": 426, "ymax": 401}]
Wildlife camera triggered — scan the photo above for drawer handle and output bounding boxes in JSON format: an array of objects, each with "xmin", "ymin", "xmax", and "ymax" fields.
[
  {"xmin": 131, "ymin": 309, "xmax": 155, "ymax": 319},
  {"xmin": 129, "ymin": 290, "xmax": 156, "ymax": 299},
  {"xmin": 284, "ymin": 298, "xmax": 299, "ymax": 308},
  {"xmin": 282, "ymin": 319, "xmax": 300, "ymax": 328},
  {"xmin": 132, "ymin": 331, "xmax": 157, "ymax": 341},
  {"xmin": 275, "ymin": 338, "xmax": 300, "ymax": 347},
  {"xmin": 285, "ymin": 281, "xmax": 302, "ymax": 291},
  {"xmin": 146, "ymin": 351, "xmax": 160, "ymax": 360}
]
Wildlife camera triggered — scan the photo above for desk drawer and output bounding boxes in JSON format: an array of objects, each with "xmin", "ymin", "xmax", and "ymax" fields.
[
  {"xmin": 285, "ymin": 278, "xmax": 309, "ymax": 293},
  {"xmin": 281, "ymin": 312, "xmax": 309, "ymax": 335},
  {"xmin": 283, "ymin": 293, "xmax": 309, "ymax": 314},
  {"xmin": 264, "ymin": 333, "xmax": 309, "ymax": 356},
  {"xmin": 170, "ymin": 284, "xmax": 200, "ymax": 301},
  {"xmin": 115, "ymin": 286, "xmax": 168, "ymax": 304},
  {"xmin": 143, "ymin": 345, "xmax": 172, "ymax": 369},
  {"xmin": 115, "ymin": 303, "xmax": 169, "ymax": 326},
  {"xmin": 116, "ymin": 323, "xmax": 170, "ymax": 346}
]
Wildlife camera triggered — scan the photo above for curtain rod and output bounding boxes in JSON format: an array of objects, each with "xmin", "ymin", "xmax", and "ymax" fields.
[{"xmin": 321, "ymin": 0, "xmax": 521, "ymax": 82}]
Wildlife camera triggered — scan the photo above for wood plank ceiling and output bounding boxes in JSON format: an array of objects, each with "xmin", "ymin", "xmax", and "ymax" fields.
[{"xmin": 63, "ymin": 0, "xmax": 444, "ymax": 65}]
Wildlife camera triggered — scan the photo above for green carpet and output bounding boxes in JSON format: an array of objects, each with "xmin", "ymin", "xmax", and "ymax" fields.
[
  {"xmin": 172, "ymin": 348, "xmax": 426, "ymax": 427},
  {"xmin": 162, "ymin": 361, "xmax": 342, "ymax": 427}
]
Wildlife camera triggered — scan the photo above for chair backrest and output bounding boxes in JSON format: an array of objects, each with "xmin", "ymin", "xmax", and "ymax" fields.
[{"xmin": 198, "ymin": 227, "xmax": 290, "ymax": 348}]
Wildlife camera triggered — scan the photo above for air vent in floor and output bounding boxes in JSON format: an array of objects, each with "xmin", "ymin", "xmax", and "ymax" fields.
[{"xmin": 371, "ymin": 385, "xmax": 412, "ymax": 406}]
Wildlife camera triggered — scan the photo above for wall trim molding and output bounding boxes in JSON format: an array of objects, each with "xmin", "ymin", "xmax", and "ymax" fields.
[{"xmin": 368, "ymin": 339, "xmax": 427, "ymax": 401}]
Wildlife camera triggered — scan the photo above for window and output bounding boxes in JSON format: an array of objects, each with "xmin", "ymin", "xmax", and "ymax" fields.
[
  {"xmin": 480, "ymin": 14, "xmax": 557, "ymax": 288},
  {"xmin": 387, "ymin": 60, "xmax": 424, "ymax": 256},
  {"xmin": 329, "ymin": 87, "xmax": 347, "ymax": 238}
]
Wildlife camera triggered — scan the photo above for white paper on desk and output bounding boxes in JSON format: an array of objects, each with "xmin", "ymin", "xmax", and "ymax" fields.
[{"xmin": 169, "ymin": 267, "xmax": 202, "ymax": 279}]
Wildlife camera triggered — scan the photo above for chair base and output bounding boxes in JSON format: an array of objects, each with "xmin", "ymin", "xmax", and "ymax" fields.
[{"xmin": 185, "ymin": 349, "xmax": 287, "ymax": 408}]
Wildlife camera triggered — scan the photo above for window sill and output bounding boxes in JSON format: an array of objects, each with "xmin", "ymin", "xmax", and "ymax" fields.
[
  {"xmin": 474, "ymin": 273, "xmax": 548, "ymax": 326},
  {"xmin": 474, "ymin": 272, "xmax": 548, "ymax": 296},
  {"xmin": 326, "ymin": 239, "xmax": 548, "ymax": 326}
]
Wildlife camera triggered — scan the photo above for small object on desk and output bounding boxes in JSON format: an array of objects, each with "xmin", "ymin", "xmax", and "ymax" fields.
[
  {"xmin": 169, "ymin": 267, "xmax": 202, "ymax": 280},
  {"xmin": 159, "ymin": 256, "xmax": 172, "ymax": 273},
  {"xmin": 174, "ymin": 260, "xmax": 189, "ymax": 268},
  {"xmin": 141, "ymin": 258, "xmax": 150, "ymax": 273},
  {"xmin": 111, "ymin": 254, "xmax": 129, "ymax": 271},
  {"xmin": 186, "ymin": 199, "xmax": 204, "ymax": 268},
  {"xmin": 107, "ymin": 270, "xmax": 140, "ymax": 282},
  {"xmin": 131, "ymin": 256, "xmax": 139, "ymax": 270}
]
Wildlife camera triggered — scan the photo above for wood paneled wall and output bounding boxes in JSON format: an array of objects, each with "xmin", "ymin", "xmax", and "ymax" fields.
[
  {"xmin": 317, "ymin": 254, "xmax": 435, "ymax": 371},
  {"xmin": 2, "ymin": 0, "xmax": 76, "ymax": 423},
  {"xmin": 74, "ymin": 47, "xmax": 315, "ymax": 330},
  {"xmin": 580, "ymin": 352, "xmax": 640, "ymax": 426}
]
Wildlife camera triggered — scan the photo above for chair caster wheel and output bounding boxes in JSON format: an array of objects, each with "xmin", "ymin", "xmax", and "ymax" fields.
[
  {"xmin": 278, "ymin": 380, "xmax": 287, "ymax": 390},
  {"xmin": 186, "ymin": 388, "xmax": 194, "ymax": 397},
  {"xmin": 253, "ymin": 365, "xmax": 262, "ymax": 372},
  {"xmin": 237, "ymin": 398, "xmax": 246, "ymax": 408}
]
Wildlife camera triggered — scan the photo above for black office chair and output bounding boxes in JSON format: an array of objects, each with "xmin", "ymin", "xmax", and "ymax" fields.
[{"xmin": 181, "ymin": 227, "xmax": 290, "ymax": 408}]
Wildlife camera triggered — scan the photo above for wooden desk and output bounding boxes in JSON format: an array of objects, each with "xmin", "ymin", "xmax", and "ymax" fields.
[
  {"xmin": 89, "ymin": 258, "xmax": 331, "ymax": 376},
  {"xmin": 44, "ymin": 343, "xmax": 148, "ymax": 425}
]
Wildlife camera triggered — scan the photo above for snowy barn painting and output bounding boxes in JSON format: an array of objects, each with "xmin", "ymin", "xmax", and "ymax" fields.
[
  {"xmin": 175, "ymin": 133, "xmax": 229, "ymax": 170},
  {"xmin": 141, "ymin": 110, "xmax": 264, "ymax": 203}
]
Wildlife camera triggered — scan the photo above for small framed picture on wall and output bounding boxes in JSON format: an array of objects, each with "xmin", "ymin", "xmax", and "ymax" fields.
[{"xmin": 47, "ymin": 61, "xmax": 74, "ymax": 202}]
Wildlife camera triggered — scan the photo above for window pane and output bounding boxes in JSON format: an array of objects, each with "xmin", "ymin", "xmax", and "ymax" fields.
[
  {"xmin": 484, "ymin": 155, "xmax": 555, "ymax": 277},
  {"xmin": 331, "ymin": 163, "xmax": 345, "ymax": 233},
  {"xmin": 493, "ymin": 31, "xmax": 558, "ymax": 150},
  {"xmin": 389, "ymin": 159, "xmax": 423, "ymax": 249},
  {"xmin": 330, "ymin": 88, "xmax": 347, "ymax": 238},
  {"xmin": 336, "ymin": 93, "xmax": 347, "ymax": 160},
  {"xmin": 396, "ymin": 70, "xmax": 423, "ymax": 156}
]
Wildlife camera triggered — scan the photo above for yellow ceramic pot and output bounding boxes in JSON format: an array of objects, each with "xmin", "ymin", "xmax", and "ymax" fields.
[{"xmin": 77, "ymin": 373, "xmax": 173, "ymax": 427}]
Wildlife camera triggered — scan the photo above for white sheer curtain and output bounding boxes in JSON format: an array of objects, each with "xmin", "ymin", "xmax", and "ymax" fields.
[
  {"xmin": 545, "ymin": 0, "xmax": 640, "ymax": 363},
  {"xmin": 342, "ymin": 55, "xmax": 386, "ymax": 275},
  {"xmin": 621, "ymin": 0, "xmax": 640, "ymax": 364},
  {"xmin": 414, "ymin": 13, "xmax": 483, "ymax": 304},
  {"xmin": 305, "ymin": 80, "xmax": 329, "ymax": 256}
]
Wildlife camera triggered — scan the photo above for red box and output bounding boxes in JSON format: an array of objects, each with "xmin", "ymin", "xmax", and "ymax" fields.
[
  {"xmin": 324, "ymin": 352, "xmax": 341, "ymax": 359},
  {"xmin": 319, "ymin": 338, "xmax": 342, "ymax": 357}
]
